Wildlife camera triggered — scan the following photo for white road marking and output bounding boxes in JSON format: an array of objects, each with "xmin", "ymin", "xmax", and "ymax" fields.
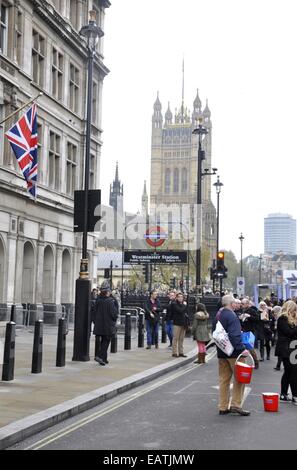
[
  {"xmin": 174, "ymin": 380, "xmax": 199, "ymax": 394},
  {"xmin": 25, "ymin": 350, "xmax": 217, "ymax": 451}
]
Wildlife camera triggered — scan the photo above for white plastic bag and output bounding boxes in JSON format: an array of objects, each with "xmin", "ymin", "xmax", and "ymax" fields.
[{"xmin": 212, "ymin": 320, "xmax": 234, "ymax": 356}]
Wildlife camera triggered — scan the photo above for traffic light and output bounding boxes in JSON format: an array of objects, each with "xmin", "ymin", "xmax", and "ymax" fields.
[
  {"xmin": 142, "ymin": 264, "xmax": 149, "ymax": 283},
  {"xmin": 210, "ymin": 267, "xmax": 216, "ymax": 280},
  {"xmin": 104, "ymin": 268, "xmax": 110, "ymax": 279},
  {"xmin": 217, "ymin": 252, "xmax": 227, "ymax": 278}
]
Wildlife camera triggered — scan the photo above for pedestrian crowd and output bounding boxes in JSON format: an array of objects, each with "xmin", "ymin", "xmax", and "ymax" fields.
[{"xmin": 89, "ymin": 284, "xmax": 297, "ymax": 417}]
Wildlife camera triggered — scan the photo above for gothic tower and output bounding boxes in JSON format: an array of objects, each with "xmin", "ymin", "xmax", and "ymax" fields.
[
  {"xmin": 149, "ymin": 89, "xmax": 216, "ymax": 259},
  {"xmin": 109, "ymin": 162, "xmax": 124, "ymax": 216}
]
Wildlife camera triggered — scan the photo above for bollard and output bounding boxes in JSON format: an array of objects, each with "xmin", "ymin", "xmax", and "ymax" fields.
[
  {"xmin": 10, "ymin": 304, "xmax": 16, "ymax": 323},
  {"xmin": 124, "ymin": 313, "xmax": 131, "ymax": 350},
  {"xmin": 110, "ymin": 329, "xmax": 118, "ymax": 353},
  {"xmin": 138, "ymin": 312, "xmax": 144, "ymax": 348},
  {"xmin": 2, "ymin": 322, "xmax": 16, "ymax": 381},
  {"xmin": 161, "ymin": 315, "xmax": 167, "ymax": 344},
  {"xmin": 56, "ymin": 318, "xmax": 67, "ymax": 367},
  {"xmin": 31, "ymin": 320, "xmax": 43, "ymax": 374}
]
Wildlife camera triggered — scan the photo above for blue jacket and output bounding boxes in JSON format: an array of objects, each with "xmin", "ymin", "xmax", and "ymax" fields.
[{"xmin": 212, "ymin": 307, "xmax": 246, "ymax": 359}]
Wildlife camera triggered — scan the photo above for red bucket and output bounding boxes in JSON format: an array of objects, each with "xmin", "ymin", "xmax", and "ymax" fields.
[
  {"xmin": 262, "ymin": 393, "xmax": 279, "ymax": 412},
  {"xmin": 235, "ymin": 353, "xmax": 254, "ymax": 384}
]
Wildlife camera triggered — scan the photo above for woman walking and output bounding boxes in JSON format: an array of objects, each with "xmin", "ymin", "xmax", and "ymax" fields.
[
  {"xmin": 275, "ymin": 300, "xmax": 297, "ymax": 403},
  {"xmin": 192, "ymin": 303, "xmax": 210, "ymax": 364}
]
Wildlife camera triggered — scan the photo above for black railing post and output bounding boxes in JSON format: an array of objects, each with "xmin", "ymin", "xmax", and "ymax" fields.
[
  {"xmin": 31, "ymin": 320, "xmax": 43, "ymax": 374},
  {"xmin": 161, "ymin": 315, "xmax": 167, "ymax": 343},
  {"xmin": 56, "ymin": 318, "xmax": 67, "ymax": 367},
  {"xmin": 138, "ymin": 312, "xmax": 144, "ymax": 348},
  {"xmin": 124, "ymin": 313, "xmax": 131, "ymax": 350},
  {"xmin": 10, "ymin": 304, "xmax": 16, "ymax": 323},
  {"xmin": 2, "ymin": 322, "xmax": 16, "ymax": 381},
  {"xmin": 110, "ymin": 329, "xmax": 117, "ymax": 353}
]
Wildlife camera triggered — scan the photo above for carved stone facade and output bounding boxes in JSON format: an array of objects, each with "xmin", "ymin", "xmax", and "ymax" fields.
[{"xmin": 0, "ymin": 0, "xmax": 110, "ymax": 321}]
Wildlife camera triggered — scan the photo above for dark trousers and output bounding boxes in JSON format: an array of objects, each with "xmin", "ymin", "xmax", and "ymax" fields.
[
  {"xmin": 260, "ymin": 339, "xmax": 271, "ymax": 359},
  {"xmin": 95, "ymin": 335, "xmax": 112, "ymax": 362},
  {"xmin": 281, "ymin": 358, "xmax": 297, "ymax": 397}
]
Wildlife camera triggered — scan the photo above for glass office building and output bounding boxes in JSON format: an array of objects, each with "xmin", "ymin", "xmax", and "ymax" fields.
[{"xmin": 264, "ymin": 213, "xmax": 296, "ymax": 255}]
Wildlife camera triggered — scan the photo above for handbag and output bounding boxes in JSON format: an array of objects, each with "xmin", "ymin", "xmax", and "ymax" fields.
[
  {"xmin": 212, "ymin": 313, "xmax": 234, "ymax": 356},
  {"xmin": 241, "ymin": 331, "xmax": 255, "ymax": 350}
]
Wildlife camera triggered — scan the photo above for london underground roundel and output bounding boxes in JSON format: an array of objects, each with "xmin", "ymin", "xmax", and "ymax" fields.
[{"xmin": 145, "ymin": 226, "xmax": 167, "ymax": 248}]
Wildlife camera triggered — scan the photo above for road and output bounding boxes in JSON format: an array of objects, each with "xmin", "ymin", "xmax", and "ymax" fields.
[{"xmin": 9, "ymin": 348, "xmax": 297, "ymax": 450}]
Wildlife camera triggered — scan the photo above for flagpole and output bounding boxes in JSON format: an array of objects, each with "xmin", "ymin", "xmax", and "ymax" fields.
[{"xmin": 0, "ymin": 92, "xmax": 43, "ymax": 126}]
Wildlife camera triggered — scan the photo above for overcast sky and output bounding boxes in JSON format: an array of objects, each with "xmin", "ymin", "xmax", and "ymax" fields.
[{"xmin": 101, "ymin": 0, "xmax": 297, "ymax": 261}]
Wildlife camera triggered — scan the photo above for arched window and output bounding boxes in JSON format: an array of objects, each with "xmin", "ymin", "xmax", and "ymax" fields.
[
  {"xmin": 181, "ymin": 168, "xmax": 187, "ymax": 193},
  {"xmin": 165, "ymin": 168, "xmax": 171, "ymax": 194},
  {"xmin": 173, "ymin": 168, "xmax": 179, "ymax": 193},
  {"xmin": 22, "ymin": 242, "xmax": 35, "ymax": 303},
  {"xmin": 43, "ymin": 246, "xmax": 54, "ymax": 303}
]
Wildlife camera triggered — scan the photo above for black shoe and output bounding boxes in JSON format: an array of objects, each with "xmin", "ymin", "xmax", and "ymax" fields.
[
  {"xmin": 219, "ymin": 409, "xmax": 230, "ymax": 415},
  {"xmin": 267, "ymin": 357, "xmax": 270, "ymax": 360},
  {"xmin": 172, "ymin": 354, "xmax": 178, "ymax": 357},
  {"xmin": 274, "ymin": 367, "xmax": 281, "ymax": 371},
  {"xmin": 146, "ymin": 345, "xmax": 151, "ymax": 349},
  {"xmin": 259, "ymin": 358, "xmax": 264, "ymax": 362},
  {"xmin": 179, "ymin": 354, "xmax": 187, "ymax": 358},
  {"xmin": 104, "ymin": 360, "xmax": 109, "ymax": 364},
  {"xmin": 229, "ymin": 407, "xmax": 250, "ymax": 416},
  {"xmin": 95, "ymin": 357, "xmax": 106, "ymax": 366},
  {"xmin": 280, "ymin": 394, "xmax": 290, "ymax": 402}
]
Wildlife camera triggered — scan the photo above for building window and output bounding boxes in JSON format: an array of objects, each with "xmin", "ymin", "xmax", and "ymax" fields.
[
  {"xmin": 69, "ymin": 1, "xmax": 78, "ymax": 29},
  {"xmin": 15, "ymin": 9, "xmax": 23, "ymax": 65},
  {"xmin": 52, "ymin": 48, "xmax": 63, "ymax": 101},
  {"xmin": 173, "ymin": 168, "xmax": 179, "ymax": 193},
  {"xmin": 32, "ymin": 30, "xmax": 45, "ymax": 87},
  {"xmin": 69, "ymin": 63, "xmax": 79, "ymax": 113},
  {"xmin": 90, "ymin": 153, "xmax": 95, "ymax": 189},
  {"xmin": 165, "ymin": 168, "xmax": 171, "ymax": 194},
  {"xmin": 52, "ymin": 0, "xmax": 61, "ymax": 10},
  {"xmin": 181, "ymin": 168, "xmax": 187, "ymax": 193},
  {"xmin": 92, "ymin": 81, "xmax": 98, "ymax": 125},
  {"xmin": 49, "ymin": 131, "xmax": 61, "ymax": 190},
  {"xmin": 66, "ymin": 142, "xmax": 77, "ymax": 195},
  {"xmin": 0, "ymin": 4, "xmax": 7, "ymax": 54}
]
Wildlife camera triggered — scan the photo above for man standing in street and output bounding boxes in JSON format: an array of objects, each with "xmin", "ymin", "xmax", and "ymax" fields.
[
  {"xmin": 165, "ymin": 291, "xmax": 176, "ymax": 348},
  {"xmin": 93, "ymin": 287, "xmax": 118, "ymax": 366},
  {"xmin": 240, "ymin": 298, "xmax": 260, "ymax": 369},
  {"xmin": 144, "ymin": 290, "xmax": 162, "ymax": 349},
  {"xmin": 171, "ymin": 292, "xmax": 188, "ymax": 358},
  {"xmin": 213, "ymin": 294, "xmax": 250, "ymax": 416}
]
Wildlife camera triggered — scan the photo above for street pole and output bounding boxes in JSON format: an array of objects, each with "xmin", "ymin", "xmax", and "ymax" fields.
[
  {"xmin": 192, "ymin": 119, "xmax": 208, "ymax": 293},
  {"xmin": 110, "ymin": 260, "xmax": 113, "ymax": 289},
  {"xmin": 72, "ymin": 11, "xmax": 104, "ymax": 362},
  {"xmin": 239, "ymin": 233, "xmax": 244, "ymax": 277},
  {"xmin": 259, "ymin": 255, "xmax": 262, "ymax": 284},
  {"xmin": 213, "ymin": 175, "xmax": 223, "ymax": 292}
]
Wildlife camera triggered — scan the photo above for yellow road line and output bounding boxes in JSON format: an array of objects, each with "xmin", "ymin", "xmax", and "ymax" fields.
[{"xmin": 26, "ymin": 350, "xmax": 216, "ymax": 450}]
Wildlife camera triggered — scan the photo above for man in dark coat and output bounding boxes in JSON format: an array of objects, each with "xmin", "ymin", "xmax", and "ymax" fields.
[
  {"xmin": 165, "ymin": 291, "xmax": 176, "ymax": 347},
  {"xmin": 171, "ymin": 292, "xmax": 188, "ymax": 358},
  {"xmin": 144, "ymin": 290, "xmax": 162, "ymax": 349},
  {"xmin": 240, "ymin": 298, "xmax": 260, "ymax": 369},
  {"xmin": 93, "ymin": 288, "xmax": 118, "ymax": 366}
]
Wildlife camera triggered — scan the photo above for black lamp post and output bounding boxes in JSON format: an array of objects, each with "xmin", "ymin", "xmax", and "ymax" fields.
[
  {"xmin": 213, "ymin": 175, "xmax": 223, "ymax": 258},
  {"xmin": 258, "ymin": 255, "xmax": 263, "ymax": 284},
  {"xmin": 239, "ymin": 233, "xmax": 244, "ymax": 277},
  {"xmin": 192, "ymin": 119, "xmax": 217, "ymax": 292},
  {"xmin": 72, "ymin": 11, "xmax": 104, "ymax": 362}
]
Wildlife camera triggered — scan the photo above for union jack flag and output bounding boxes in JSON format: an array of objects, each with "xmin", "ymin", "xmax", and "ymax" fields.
[{"xmin": 5, "ymin": 103, "xmax": 38, "ymax": 198}]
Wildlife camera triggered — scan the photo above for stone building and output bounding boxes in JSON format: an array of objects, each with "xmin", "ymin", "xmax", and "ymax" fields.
[
  {"xmin": 0, "ymin": 0, "xmax": 111, "ymax": 321},
  {"xmin": 150, "ymin": 90, "xmax": 217, "ymax": 260}
]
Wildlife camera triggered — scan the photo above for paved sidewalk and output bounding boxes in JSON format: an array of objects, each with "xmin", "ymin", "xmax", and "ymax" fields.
[{"xmin": 0, "ymin": 323, "xmax": 197, "ymax": 446}]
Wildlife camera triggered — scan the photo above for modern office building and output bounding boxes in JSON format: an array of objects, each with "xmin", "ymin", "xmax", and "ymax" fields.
[{"xmin": 264, "ymin": 213, "xmax": 296, "ymax": 255}]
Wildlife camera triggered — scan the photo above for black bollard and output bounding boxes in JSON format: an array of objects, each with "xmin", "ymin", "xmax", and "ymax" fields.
[
  {"xmin": 56, "ymin": 318, "xmax": 67, "ymax": 367},
  {"xmin": 2, "ymin": 322, "xmax": 16, "ymax": 381},
  {"xmin": 110, "ymin": 329, "xmax": 117, "ymax": 353},
  {"xmin": 10, "ymin": 304, "xmax": 16, "ymax": 323},
  {"xmin": 124, "ymin": 313, "xmax": 131, "ymax": 350},
  {"xmin": 161, "ymin": 315, "xmax": 167, "ymax": 343},
  {"xmin": 31, "ymin": 320, "xmax": 43, "ymax": 374},
  {"xmin": 138, "ymin": 312, "xmax": 144, "ymax": 348}
]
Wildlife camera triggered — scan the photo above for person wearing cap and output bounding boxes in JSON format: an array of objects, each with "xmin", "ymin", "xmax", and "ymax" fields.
[{"xmin": 93, "ymin": 286, "xmax": 118, "ymax": 366}]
